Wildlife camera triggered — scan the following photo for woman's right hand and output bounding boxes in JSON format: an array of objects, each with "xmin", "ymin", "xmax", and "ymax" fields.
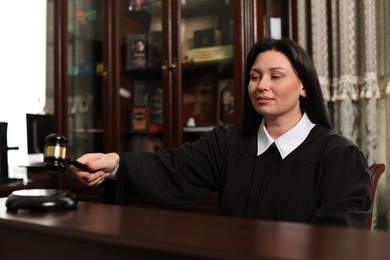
[{"xmin": 70, "ymin": 153, "xmax": 120, "ymax": 186}]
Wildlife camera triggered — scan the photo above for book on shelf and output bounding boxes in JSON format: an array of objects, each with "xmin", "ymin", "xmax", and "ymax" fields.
[
  {"xmin": 78, "ymin": 60, "xmax": 94, "ymax": 75},
  {"xmin": 193, "ymin": 28, "xmax": 221, "ymax": 48},
  {"xmin": 126, "ymin": 34, "xmax": 147, "ymax": 69},
  {"xmin": 131, "ymin": 106, "xmax": 150, "ymax": 131}
]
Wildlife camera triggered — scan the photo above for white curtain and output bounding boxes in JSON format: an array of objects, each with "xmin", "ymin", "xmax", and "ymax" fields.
[{"xmin": 298, "ymin": 0, "xmax": 390, "ymax": 230}]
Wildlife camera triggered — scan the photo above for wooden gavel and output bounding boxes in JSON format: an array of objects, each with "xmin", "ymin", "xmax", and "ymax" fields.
[{"xmin": 43, "ymin": 133, "xmax": 89, "ymax": 172}]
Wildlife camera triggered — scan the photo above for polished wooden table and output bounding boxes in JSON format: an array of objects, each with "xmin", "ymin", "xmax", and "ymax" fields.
[{"xmin": 0, "ymin": 197, "xmax": 390, "ymax": 260}]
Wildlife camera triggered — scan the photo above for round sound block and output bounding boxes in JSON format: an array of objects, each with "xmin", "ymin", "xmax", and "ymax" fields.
[{"xmin": 6, "ymin": 189, "xmax": 78, "ymax": 211}]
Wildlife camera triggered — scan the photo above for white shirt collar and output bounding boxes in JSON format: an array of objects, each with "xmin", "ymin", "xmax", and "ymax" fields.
[{"xmin": 257, "ymin": 113, "xmax": 315, "ymax": 159}]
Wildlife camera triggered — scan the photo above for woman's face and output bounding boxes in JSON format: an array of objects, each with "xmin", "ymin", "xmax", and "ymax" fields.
[{"xmin": 248, "ymin": 50, "xmax": 306, "ymax": 122}]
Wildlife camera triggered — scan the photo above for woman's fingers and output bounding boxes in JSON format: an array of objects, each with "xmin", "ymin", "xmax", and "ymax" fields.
[{"xmin": 84, "ymin": 171, "xmax": 108, "ymax": 186}]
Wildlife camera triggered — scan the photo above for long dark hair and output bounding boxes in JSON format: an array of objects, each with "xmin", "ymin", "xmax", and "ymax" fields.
[{"xmin": 241, "ymin": 38, "xmax": 333, "ymax": 132}]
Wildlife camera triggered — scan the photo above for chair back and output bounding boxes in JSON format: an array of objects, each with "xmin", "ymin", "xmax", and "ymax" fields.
[{"xmin": 365, "ymin": 163, "xmax": 386, "ymax": 230}]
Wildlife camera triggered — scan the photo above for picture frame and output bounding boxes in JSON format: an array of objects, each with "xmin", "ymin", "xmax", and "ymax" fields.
[{"xmin": 217, "ymin": 79, "xmax": 234, "ymax": 126}]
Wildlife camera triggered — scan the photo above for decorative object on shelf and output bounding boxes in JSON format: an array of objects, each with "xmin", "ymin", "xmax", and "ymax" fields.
[
  {"xmin": 86, "ymin": 9, "xmax": 97, "ymax": 21},
  {"xmin": 126, "ymin": 34, "xmax": 148, "ymax": 69},
  {"xmin": 148, "ymin": 124, "xmax": 162, "ymax": 132},
  {"xmin": 182, "ymin": 74, "xmax": 216, "ymax": 126},
  {"xmin": 96, "ymin": 62, "xmax": 106, "ymax": 76},
  {"xmin": 75, "ymin": 9, "xmax": 97, "ymax": 23},
  {"xmin": 69, "ymin": 65, "xmax": 78, "ymax": 76},
  {"xmin": 131, "ymin": 106, "xmax": 150, "ymax": 131},
  {"xmin": 128, "ymin": 0, "xmax": 150, "ymax": 11},
  {"xmin": 78, "ymin": 60, "xmax": 94, "ymax": 75},
  {"xmin": 269, "ymin": 17, "xmax": 282, "ymax": 39},
  {"xmin": 144, "ymin": 88, "xmax": 163, "ymax": 121},
  {"xmin": 193, "ymin": 28, "xmax": 221, "ymax": 48},
  {"xmin": 217, "ymin": 79, "xmax": 234, "ymax": 125},
  {"xmin": 184, "ymin": 45, "xmax": 233, "ymax": 63},
  {"xmin": 75, "ymin": 10, "xmax": 85, "ymax": 22},
  {"xmin": 134, "ymin": 80, "xmax": 163, "ymax": 124},
  {"xmin": 186, "ymin": 117, "xmax": 196, "ymax": 127}
]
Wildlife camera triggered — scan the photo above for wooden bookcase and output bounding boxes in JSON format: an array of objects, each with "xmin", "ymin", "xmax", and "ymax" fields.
[{"xmin": 52, "ymin": 0, "xmax": 297, "ymax": 202}]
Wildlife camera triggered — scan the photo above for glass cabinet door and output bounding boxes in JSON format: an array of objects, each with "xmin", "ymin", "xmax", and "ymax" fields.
[
  {"xmin": 119, "ymin": 0, "xmax": 164, "ymax": 153},
  {"xmin": 67, "ymin": 0, "xmax": 105, "ymax": 158},
  {"xmin": 180, "ymin": 0, "xmax": 234, "ymax": 143}
]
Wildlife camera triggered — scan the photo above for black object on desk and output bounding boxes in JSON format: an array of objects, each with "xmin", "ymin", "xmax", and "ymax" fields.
[
  {"xmin": 6, "ymin": 189, "xmax": 78, "ymax": 211},
  {"xmin": 5, "ymin": 133, "xmax": 85, "ymax": 211}
]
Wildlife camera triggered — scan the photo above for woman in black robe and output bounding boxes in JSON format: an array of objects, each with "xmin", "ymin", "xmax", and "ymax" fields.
[{"xmin": 73, "ymin": 38, "xmax": 371, "ymax": 228}]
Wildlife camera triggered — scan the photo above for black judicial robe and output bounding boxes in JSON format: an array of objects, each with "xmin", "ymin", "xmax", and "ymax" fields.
[{"xmin": 113, "ymin": 125, "xmax": 371, "ymax": 227}]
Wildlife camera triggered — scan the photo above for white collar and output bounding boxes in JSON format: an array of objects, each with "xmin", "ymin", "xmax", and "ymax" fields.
[{"xmin": 257, "ymin": 113, "xmax": 315, "ymax": 158}]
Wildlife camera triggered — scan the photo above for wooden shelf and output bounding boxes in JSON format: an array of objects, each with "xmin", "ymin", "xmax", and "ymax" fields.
[{"xmin": 183, "ymin": 126, "xmax": 214, "ymax": 133}]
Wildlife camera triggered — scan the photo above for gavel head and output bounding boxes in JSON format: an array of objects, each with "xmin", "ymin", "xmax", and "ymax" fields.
[{"xmin": 44, "ymin": 133, "xmax": 68, "ymax": 171}]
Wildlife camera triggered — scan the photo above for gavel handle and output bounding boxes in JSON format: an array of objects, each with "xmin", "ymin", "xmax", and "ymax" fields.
[{"xmin": 67, "ymin": 158, "xmax": 89, "ymax": 172}]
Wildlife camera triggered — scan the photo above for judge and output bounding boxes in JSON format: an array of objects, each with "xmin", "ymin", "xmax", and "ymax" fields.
[{"xmin": 72, "ymin": 38, "xmax": 371, "ymax": 228}]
